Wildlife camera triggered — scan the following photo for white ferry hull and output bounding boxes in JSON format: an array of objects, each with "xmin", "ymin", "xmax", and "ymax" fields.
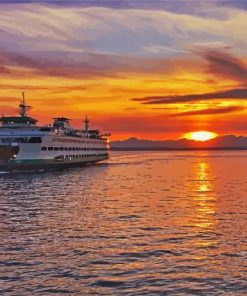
[
  {"xmin": 0, "ymin": 135, "xmax": 110, "ymax": 171},
  {"xmin": 0, "ymin": 145, "xmax": 109, "ymax": 171}
]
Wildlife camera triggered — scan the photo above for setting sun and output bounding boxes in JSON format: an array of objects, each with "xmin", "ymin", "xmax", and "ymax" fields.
[{"xmin": 183, "ymin": 131, "xmax": 218, "ymax": 142}]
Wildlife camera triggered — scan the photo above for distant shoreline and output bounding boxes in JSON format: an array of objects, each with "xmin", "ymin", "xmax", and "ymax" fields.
[{"xmin": 111, "ymin": 147, "xmax": 247, "ymax": 151}]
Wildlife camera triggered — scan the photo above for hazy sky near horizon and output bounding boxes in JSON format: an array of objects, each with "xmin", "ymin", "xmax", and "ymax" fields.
[{"xmin": 0, "ymin": 0, "xmax": 247, "ymax": 139}]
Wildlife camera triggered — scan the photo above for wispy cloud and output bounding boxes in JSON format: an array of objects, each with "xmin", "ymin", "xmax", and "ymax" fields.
[
  {"xmin": 0, "ymin": 3, "xmax": 247, "ymax": 80},
  {"xmin": 197, "ymin": 49, "xmax": 247, "ymax": 83},
  {"xmin": 170, "ymin": 106, "xmax": 245, "ymax": 117},
  {"xmin": 132, "ymin": 88, "xmax": 247, "ymax": 104},
  {"xmin": 1, "ymin": 3, "xmax": 247, "ymax": 59},
  {"xmin": 132, "ymin": 49, "xmax": 247, "ymax": 105},
  {"xmin": 0, "ymin": 0, "xmax": 239, "ymax": 17},
  {"xmin": 0, "ymin": 49, "xmax": 202, "ymax": 79}
]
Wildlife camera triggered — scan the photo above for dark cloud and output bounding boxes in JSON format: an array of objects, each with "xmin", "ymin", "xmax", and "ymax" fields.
[
  {"xmin": 0, "ymin": 50, "xmax": 123, "ymax": 78},
  {"xmin": 132, "ymin": 88, "xmax": 247, "ymax": 104},
  {"xmin": 199, "ymin": 50, "xmax": 247, "ymax": 83},
  {"xmin": 0, "ymin": 50, "xmax": 191, "ymax": 79},
  {"xmin": 170, "ymin": 106, "xmax": 245, "ymax": 117},
  {"xmin": 152, "ymin": 107, "xmax": 177, "ymax": 110}
]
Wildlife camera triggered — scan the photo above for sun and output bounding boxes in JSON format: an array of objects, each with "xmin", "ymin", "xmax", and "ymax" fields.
[{"xmin": 183, "ymin": 131, "xmax": 218, "ymax": 142}]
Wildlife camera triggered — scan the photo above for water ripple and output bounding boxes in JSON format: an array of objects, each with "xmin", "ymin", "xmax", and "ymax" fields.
[{"xmin": 1, "ymin": 151, "xmax": 247, "ymax": 295}]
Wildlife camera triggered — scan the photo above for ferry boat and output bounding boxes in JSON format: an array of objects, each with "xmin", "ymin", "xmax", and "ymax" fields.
[{"xmin": 0, "ymin": 93, "xmax": 110, "ymax": 171}]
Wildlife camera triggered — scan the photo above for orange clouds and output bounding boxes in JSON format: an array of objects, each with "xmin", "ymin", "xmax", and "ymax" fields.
[{"xmin": 0, "ymin": 3, "xmax": 247, "ymax": 140}]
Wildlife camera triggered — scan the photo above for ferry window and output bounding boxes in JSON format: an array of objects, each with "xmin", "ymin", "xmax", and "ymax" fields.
[
  {"xmin": 65, "ymin": 147, "xmax": 68, "ymax": 151},
  {"xmin": 73, "ymin": 147, "xmax": 76, "ymax": 151},
  {"xmin": 48, "ymin": 147, "xmax": 53, "ymax": 151},
  {"xmin": 54, "ymin": 147, "xmax": 59, "ymax": 151},
  {"xmin": 29, "ymin": 137, "xmax": 42, "ymax": 143},
  {"xmin": 41, "ymin": 147, "xmax": 47, "ymax": 151},
  {"xmin": 60, "ymin": 147, "xmax": 64, "ymax": 151},
  {"xmin": 69, "ymin": 148, "xmax": 72, "ymax": 151}
]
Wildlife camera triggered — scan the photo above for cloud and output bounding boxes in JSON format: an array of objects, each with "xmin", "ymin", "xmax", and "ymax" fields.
[
  {"xmin": 0, "ymin": 65, "xmax": 9, "ymax": 74},
  {"xmin": 197, "ymin": 49, "xmax": 247, "ymax": 83},
  {"xmin": 170, "ymin": 106, "xmax": 245, "ymax": 117},
  {"xmin": 0, "ymin": 3, "xmax": 247, "ymax": 80},
  {"xmin": 0, "ymin": 3, "xmax": 247, "ymax": 60},
  {"xmin": 131, "ymin": 49, "xmax": 247, "ymax": 107},
  {"xmin": 0, "ymin": 50, "xmax": 125, "ymax": 78},
  {"xmin": 132, "ymin": 88, "xmax": 247, "ymax": 104},
  {"xmin": 220, "ymin": 0, "xmax": 247, "ymax": 10},
  {"xmin": 0, "ymin": 49, "xmax": 201, "ymax": 79},
  {"xmin": 0, "ymin": 0, "xmax": 237, "ymax": 18},
  {"xmin": 94, "ymin": 115, "xmax": 192, "ymax": 134}
]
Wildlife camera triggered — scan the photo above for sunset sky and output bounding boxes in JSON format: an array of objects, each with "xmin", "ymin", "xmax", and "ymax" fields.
[{"xmin": 0, "ymin": 0, "xmax": 247, "ymax": 140}]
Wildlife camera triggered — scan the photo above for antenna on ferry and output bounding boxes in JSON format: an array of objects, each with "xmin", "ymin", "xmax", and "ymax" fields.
[
  {"xmin": 83, "ymin": 115, "xmax": 90, "ymax": 134},
  {"xmin": 19, "ymin": 92, "xmax": 30, "ymax": 117}
]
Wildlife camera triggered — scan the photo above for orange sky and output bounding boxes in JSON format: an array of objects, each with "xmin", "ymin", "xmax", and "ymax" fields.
[{"xmin": 0, "ymin": 1, "xmax": 247, "ymax": 140}]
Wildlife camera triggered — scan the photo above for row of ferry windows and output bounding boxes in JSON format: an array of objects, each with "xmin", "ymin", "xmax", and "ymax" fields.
[
  {"xmin": 62, "ymin": 153, "xmax": 108, "ymax": 159},
  {"xmin": 42, "ymin": 147, "xmax": 107, "ymax": 151},
  {"xmin": 0, "ymin": 137, "xmax": 42, "ymax": 143}
]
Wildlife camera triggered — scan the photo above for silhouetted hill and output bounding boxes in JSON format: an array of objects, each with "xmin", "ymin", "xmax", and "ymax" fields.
[{"xmin": 111, "ymin": 135, "xmax": 247, "ymax": 150}]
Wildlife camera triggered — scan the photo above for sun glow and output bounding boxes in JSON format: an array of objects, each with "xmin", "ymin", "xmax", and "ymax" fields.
[{"xmin": 184, "ymin": 131, "xmax": 218, "ymax": 142}]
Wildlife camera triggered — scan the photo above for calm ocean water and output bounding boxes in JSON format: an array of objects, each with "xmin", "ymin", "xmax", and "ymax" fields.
[{"xmin": 0, "ymin": 151, "xmax": 247, "ymax": 295}]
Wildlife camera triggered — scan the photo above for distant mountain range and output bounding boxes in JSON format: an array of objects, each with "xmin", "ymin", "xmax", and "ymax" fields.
[{"xmin": 111, "ymin": 135, "xmax": 247, "ymax": 150}]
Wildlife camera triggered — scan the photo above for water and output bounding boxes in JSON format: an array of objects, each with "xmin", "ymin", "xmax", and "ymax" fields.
[{"xmin": 0, "ymin": 151, "xmax": 247, "ymax": 295}]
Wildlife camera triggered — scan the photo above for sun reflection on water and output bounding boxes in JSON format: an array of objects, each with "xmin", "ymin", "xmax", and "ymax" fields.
[{"xmin": 192, "ymin": 160, "xmax": 216, "ymax": 230}]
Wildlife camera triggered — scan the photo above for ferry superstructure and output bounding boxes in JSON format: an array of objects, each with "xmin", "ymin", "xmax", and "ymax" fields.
[{"xmin": 0, "ymin": 94, "xmax": 110, "ymax": 171}]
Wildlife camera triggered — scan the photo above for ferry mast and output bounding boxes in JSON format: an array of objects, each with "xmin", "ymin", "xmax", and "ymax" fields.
[
  {"xmin": 83, "ymin": 115, "xmax": 90, "ymax": 136},
  {"xmin": 19, "ymin": 92, "xmax": 30, "ymax": 117}
]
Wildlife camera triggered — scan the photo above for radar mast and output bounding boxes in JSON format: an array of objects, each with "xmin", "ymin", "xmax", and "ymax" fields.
[
  {"xmin": 83, "ymin": 115, "xmax": 90, "ymax": 133},
  {"xmin": 19, "ymin": 92, "xmax": 30, "ymax": 117}
]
